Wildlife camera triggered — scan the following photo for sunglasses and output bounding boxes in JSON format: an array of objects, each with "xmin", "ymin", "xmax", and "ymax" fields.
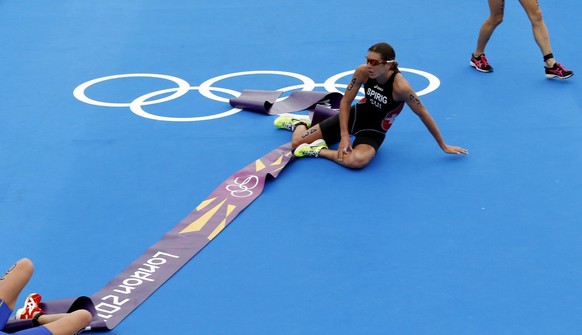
[{"xmin": 365, "ymin": 57, "xmax": 394, "ymax": 66}]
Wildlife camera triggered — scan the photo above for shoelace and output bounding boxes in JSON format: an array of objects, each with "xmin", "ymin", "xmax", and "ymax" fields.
[
  {"xmin": 550, "ymin": 64, "xmax": 565, "ymax": 75},
  {"xmin": 556, "ymin": 63, "xmax": 568, "ymax": 73},
  {"xmin": 24, "ymin": 296, "xmax": 39, "ymax": 315}
]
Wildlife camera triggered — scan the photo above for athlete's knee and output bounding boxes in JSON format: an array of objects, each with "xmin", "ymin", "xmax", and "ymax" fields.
[
  {"xmin": 528, "ymin": 8, "xmax": 543, "ymax": 24},
  {"xmin": 489, "ymin": 13, "xmax": 504, "ymax": 26},
  {"xmin": 346, "ymin": 151, "xmax": 374, "ymax": 169},
  {"xmin": 17, "ymin": 258, "xmax": 34, "ymax": 275},
  {"xmin": 71, "ymin": 309, "xmax": 93, "ymax": 327},
  {"xmin": 350, "ymin": 158, "xmax": 372, "ymax": 169},
  {"xmin": 347, "ymin": 160, "xmax": 369, "ymax": 169}
]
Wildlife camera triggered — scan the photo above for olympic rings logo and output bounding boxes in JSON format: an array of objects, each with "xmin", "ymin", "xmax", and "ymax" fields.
[
  {"xmin": 73, "ymin": 69, "xmax": 440, "ymax": 122},
  {"xmin": 226, "ymin": 175, "xmax": 260, "ymax": 198}
]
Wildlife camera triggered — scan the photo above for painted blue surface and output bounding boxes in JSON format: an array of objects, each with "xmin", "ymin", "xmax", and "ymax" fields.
[{"xmin": 1, "ymin": 0, "xmax": 581, "ymax": 334}]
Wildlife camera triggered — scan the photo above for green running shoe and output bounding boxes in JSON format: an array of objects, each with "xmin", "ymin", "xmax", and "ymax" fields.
[
  {"xmin": 294, "ymin": 139, "xmax": 328, "ymax": 158},
  {"xmin": 274, "ymin": 113, "xmax": 311, "ymax": 131}
]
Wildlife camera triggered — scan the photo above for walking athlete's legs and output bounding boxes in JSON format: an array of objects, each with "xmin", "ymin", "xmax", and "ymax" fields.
[
  {"xmin": 474, "ymin": 0, "xmax": 505, "ymax": 57},
  {"xmin": 518, "ymin": 0, "xmax": 555, "ymax": 67}
]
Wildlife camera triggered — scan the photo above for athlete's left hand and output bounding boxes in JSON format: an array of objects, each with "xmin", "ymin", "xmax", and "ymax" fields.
[{"xmin": 443, "ymin": 144, "xmax": 468, "ymax": 155}]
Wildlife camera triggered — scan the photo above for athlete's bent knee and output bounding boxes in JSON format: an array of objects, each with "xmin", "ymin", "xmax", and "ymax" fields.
[
  {"xmin": 72, "ymin": 309, "xmax": 93, "ymax": 327},
  {"xmin": 490, "ymin": 14, "xmax": 503, "ymax": 26},
  {"xmin": 347, "ymin": 152, "xmax": 373, "ymax": 169},
  {"xmin": 17, "ymin": 258, "xmax": 34, "ymax": 275}
]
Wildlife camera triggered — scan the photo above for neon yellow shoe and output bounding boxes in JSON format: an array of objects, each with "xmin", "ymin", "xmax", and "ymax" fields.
[
  {"xmin": 273, "ymin": 113, "xmax": 311, "ymax": 131},
  {"xmin": 293, "ymin": 139, "xmax": 328, "ymax": 158}
]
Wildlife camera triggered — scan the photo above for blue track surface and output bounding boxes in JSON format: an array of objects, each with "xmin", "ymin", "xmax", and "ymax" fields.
[{"xmin": 1, "ymin": 1, "xmax": 581, "ymax": 334}]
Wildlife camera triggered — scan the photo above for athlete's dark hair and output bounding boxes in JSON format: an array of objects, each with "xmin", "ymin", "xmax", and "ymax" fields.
[{"xmin": 369, "ymin": 42, "xmax": 398, "ymax": 69}]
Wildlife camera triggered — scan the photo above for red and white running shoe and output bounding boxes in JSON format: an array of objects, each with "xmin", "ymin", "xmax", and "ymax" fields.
[{"xmin": 15, "ymin": 293, "xmax": 44, "ymax": 319}]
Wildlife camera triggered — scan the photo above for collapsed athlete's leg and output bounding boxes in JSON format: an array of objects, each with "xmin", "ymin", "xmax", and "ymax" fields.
[
  {"xmin": 39, "ymin": 310, "xmax": 93, "ymax": 335},
  {"xmin": 1, "ymin": 260, "xmax": 92, "ymax": 335},
  {"xmin": 11, "ymin": 299, "xmax": 92, "ymax": 335},
  {"xmin": 519, "ymin": 0, "xmax": 555, "ymax": 67},
  {"xmin": 0, "ymin": 259, "xmax": 34, "ymax": 311},
  {"xmin": 474, "ymin": 0, "xmax": 505, "ymax": 56}
]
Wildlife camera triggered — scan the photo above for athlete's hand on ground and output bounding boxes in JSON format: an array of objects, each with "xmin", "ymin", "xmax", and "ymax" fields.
[{"xmin": 443, "ymin": 145, "xmax": 468, "ymax": 155}]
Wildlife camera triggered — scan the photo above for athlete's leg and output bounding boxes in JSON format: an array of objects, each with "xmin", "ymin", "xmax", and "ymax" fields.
[
  {"xmin": 38, "ymin": 310, "xmax": 92, "ymax": 335},
  {"xmin": 474, "ymin": 0, "xmax": 505, "ymax": 56},
  {"xmin": 7, "ymin": 310, "xmax": 91, "ymax": 335},
  {"xmin": 518, "ymin": 0, "xmax": 555, "ymax": 67},
  {"xmin": 0, "ymin": 259, "xmax": 34, "ymax": 311},
  {"xmin": 318, "ymin": 144, "xmax": 376, "ymax": 169},
  {"xmin": 291, "ymin": 124, "xmax": 324, "ymax": 149}
]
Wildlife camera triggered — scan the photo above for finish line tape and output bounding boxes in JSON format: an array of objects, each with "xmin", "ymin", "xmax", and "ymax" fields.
[{"xmin": 5, "ymin": 90, "xmax": 340, "ymax": 332}]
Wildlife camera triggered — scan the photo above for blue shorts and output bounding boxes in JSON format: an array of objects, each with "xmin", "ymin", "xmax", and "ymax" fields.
[
  {"xmin": 0, "ymin": 300, "xmax": 10, "ymax": 330},
  {"xmin": 0, "ymin": 299, "xmax": 52, "ymax": 335}
]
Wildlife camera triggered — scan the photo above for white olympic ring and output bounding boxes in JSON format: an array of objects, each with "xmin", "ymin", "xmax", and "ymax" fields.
[
  {"xmin": 73, "ymin": 73, "xmax": 191, "ymax": 107},
  {"xmin": 323, "ymin": 68, "xmax": 440, "ymax": 97},
  {"xmin": 73, "ymin": 69, "xmax": 440, "ymax": 122},
  {"xmin": 198, "ymin": 70, "xmax": 316, "ymax": 103},
  {"xmin": 400, "ymin": 68, "xmax": 441, "ymax": 96},
  {"xmin": 130, "ymin": 86, "xmax": 242, "ymax": 122}
]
